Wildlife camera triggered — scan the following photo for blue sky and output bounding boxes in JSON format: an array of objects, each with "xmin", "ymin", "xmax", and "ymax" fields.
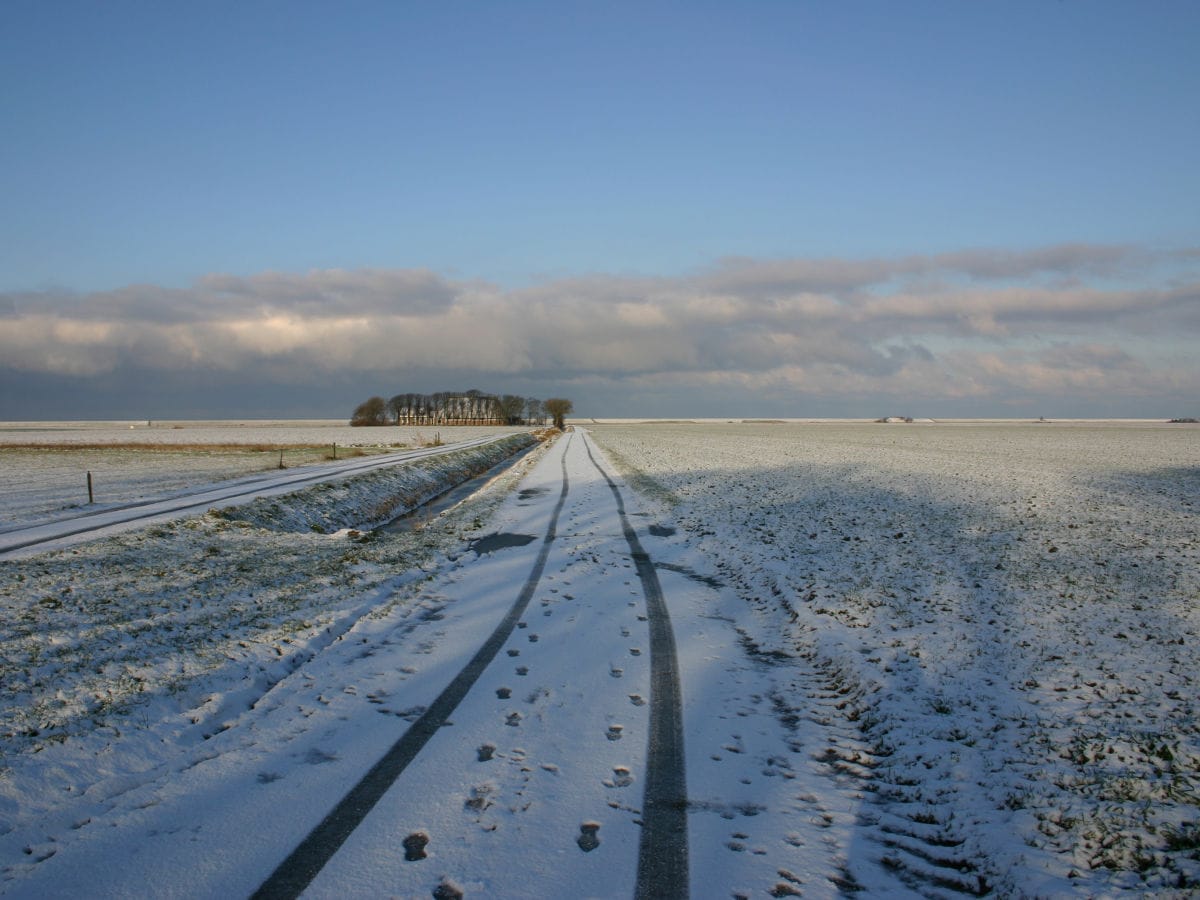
[{"xmin": 1, "ymin": 1, "xmax": 1198, "ymax": 418}]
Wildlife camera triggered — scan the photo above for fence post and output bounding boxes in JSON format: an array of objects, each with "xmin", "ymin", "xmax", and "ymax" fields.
[
  {"xmin": 87, "ymin": 471, "xmax": 94, "ymax": 504},
  {"xmin": 332, "ymin": 442, "xmax": 337, "ymax": 460}
]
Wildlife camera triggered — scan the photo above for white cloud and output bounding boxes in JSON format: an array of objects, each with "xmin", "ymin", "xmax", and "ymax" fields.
[{"xmin": 2, "ymin": 246, "xmax": 1198, "ymax": 416}]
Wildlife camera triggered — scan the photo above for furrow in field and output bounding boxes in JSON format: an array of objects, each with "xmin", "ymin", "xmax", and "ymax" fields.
[{"xmin": 589, "ymin": 422, "xmax": 1200, "ymax": 896}]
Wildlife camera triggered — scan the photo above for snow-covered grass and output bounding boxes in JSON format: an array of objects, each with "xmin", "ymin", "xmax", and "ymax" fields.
[
  {"xmin": 0, "ymin": 434, "xmax": 538, "ymax": 784},
  {"xmin": 0, "ymin": 421, "xmax": 523, "ymax": 523},
  {"xmin": 0, "ymin": 419, "xmax": 511, "ymax": 447},
  {"xmin": 590, "ymin": 421, "xmax": 1200, "ymax": 895}
]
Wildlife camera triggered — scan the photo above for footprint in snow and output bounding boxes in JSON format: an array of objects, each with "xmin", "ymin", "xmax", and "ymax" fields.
[
  {"xmin": 402, "ymin": 832, "xmax": 429, "ymax": 861},
  {"xmin": 577, "ymin": 822, "xmax": 601, "ymax": 852},
  {"xmin": 24, "ymin": 846, "xmax": 56, "ymax": 864},
  {"xmin": 610, "ymin": 666, "xmax": 623, "ymax": 678},
  {"xmin": 464, "ymin": 784, "xmax": 494, "ymax": 812},
  {"xmin": 477, "ymin": 744, "xmax": 496, "ymax": 762},
  {"xmin": 507, "ymin": 649, "xmax": 520, "ymax": 657},
  {"xmin": 605, "ymin": 766, "xmax": 634, "ymax": 788},
  {"xmin": 606, "ymin": 724, "xmax": 624, "ymax": 741},
  {"xmin": 496, "ymin": 687, "xmax": 512, "ymax": 699},
  {"xmin": 629, "ymin": 694, "xmax": 646, "ymax": 707},
  {"xmin": 516, "ymin": 666, "xmax": 529, "ymax": 676}
]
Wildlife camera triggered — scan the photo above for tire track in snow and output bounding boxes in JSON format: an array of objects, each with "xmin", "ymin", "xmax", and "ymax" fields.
[
  {"xmin": 581, "ymin": 431, "xmax": 689, "ymax": 900},
  {"xmin": 251, "ymin": 433, "xmax": 573, "ymax": 900}
]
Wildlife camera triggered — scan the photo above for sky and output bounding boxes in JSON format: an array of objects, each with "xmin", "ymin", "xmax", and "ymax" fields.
[{"xmin": 1, "ymin": 0, "xmax": 1198, "ymax": 420}]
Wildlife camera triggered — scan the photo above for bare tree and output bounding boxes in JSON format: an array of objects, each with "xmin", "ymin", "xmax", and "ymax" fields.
[
  {"xmin": 463, "ymin": 389, "xmax": 490, "ymax": 424},
  {"xmin": 350, "ymin": 396, "xmax": 388, "ymax": 427},
  {"xmin": 544, "ymin": 398, "xmax": 573, "ymax": 430},
  {"xmin": 355, "ymin": 388, "xmax": 547, "ymax": 426},
  {"xmin": 498, "ymin": 394, "xmax": 526, "ymax": 425},
  {"xmin": 386, "ymin": 394, "xmax": 407, "ymax": 425}
]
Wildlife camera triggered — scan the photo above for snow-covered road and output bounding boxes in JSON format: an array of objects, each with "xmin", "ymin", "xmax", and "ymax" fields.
[
  {"xmin": 0, "ymin": 436, "xmax": 502, "ymax": 559},
  {"xmin": 0, "ymin": 433, "xmax": 674, "ymax": 897},
  {"xmin": 3, "ymin": 429, "xmax": 895, "ymax": 899},
  {"xmin": 9, "ymin": 422, "xmax": 1193, "ymax": 897}
]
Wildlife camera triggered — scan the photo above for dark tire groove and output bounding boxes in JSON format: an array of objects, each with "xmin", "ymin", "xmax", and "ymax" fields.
[
  {"xmin": 251, "ymin": 433, "xmax": 573, "ymax": 899},
  {"xmin": 581, "ymin": 432, "xmax": 689, "ymax": 900}
]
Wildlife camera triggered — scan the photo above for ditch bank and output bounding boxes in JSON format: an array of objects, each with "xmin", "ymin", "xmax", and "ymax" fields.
[{"xmin": 214, "ymin": 433, "xmax": 540, "ymax": 534}]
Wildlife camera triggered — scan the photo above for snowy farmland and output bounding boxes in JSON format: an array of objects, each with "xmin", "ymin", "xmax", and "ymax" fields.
[
  {"xmin": 0, "ymin": 419, "xmax": 1197, "ymax": 896},
  {"xmin": 591, "ymin": 420, "xmax": 1200, "ymax": 894},
  {"xmin": 0, "ymin": 420, "xmax": 524, "ymax": 524}
]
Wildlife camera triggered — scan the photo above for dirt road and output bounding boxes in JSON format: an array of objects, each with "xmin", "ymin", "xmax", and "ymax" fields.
[{"xmin": 5, "ymin": 430, "xmax": 906, "ymax": 898}]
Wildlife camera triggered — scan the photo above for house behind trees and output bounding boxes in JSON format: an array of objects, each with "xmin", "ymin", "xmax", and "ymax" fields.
[{"xmin": 351, "ymin": 390, "xmax": 560, "ymax": 427}]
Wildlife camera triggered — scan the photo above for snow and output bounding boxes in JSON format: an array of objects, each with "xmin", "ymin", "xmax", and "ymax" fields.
[
  {"xmin": 593, "ymin": 420, "xmax": 1200, "ymax": 895},
  {"xmin": 0, "ymin": 421, "xmax": 523, "ymax": 524},
  {"xmin": 0, "ymin": 420, "xmax": 1197, "ymax": 897}
]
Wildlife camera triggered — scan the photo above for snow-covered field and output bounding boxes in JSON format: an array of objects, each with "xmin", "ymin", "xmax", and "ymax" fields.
[
  {"xmin": 0, "ymin": 421, "xmax": 522, "ymax": 523},
  {"xmin": 592, "ymin": 420, "xmax": 1200, "ymax": 895},
  {"xmin": 0, "ymin": 435, "xmax": 543, "ymax": 876},
  {"xmin": 0, "ymin": 420, "xmax": 491, "ymax": 447},
  {"xmin": 0, "ymin": 420, "xmax": 1197, "ymax": 897}
]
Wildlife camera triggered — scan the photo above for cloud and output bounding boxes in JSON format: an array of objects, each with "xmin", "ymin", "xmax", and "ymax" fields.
[
  {"xmin": 952, "ymin": 344, "xmax": 1157, "ymax": 398},
  {"xmin": 198, "ymin": 268, "xmax": 461, "ymax": 318},
  {"xmin": 2, "ymin": 245, "xmax": 1198, "ymax": 416},
  {"xmin": 700, "ymin": 243, "xmax": 1141, "ymax": 299},
  {"xmin": 927, "ymin": 244, "xmax": 1140, "ymax": 280}
]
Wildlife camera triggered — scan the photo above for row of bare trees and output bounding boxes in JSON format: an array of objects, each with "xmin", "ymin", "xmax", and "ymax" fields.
[{"xmin": 351, "ymin": 390, "xmax": 572, "ymax": 429}]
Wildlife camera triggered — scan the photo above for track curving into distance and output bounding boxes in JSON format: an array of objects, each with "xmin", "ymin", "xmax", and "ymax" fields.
[
  {"xmin": 246, "ymin": 429, "xmax": 687, "ymax": 898},
  {"xmin": 581, "ymin": 430, "xmax": 690, "ymax": 900},
  {"xmin": 252, "ymin": 433, "xmax": 574, "ymax": 899}
]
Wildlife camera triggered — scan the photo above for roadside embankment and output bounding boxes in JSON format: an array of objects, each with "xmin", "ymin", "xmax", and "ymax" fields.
[{"xmin": 218, "ymin": 432, "xmax": 538, "ymax": 534}]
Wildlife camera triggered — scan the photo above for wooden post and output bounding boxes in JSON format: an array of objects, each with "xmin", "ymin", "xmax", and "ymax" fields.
[
  {"xmin": 87, "ymin": 471, "xmax": 94, "ymax": 504},
  {"xmin": 332, "ymin": 442, "xmax": 337, "ymax": 460},
  {"xmin": 279, "ymin": 450, "xmax": 285, "ymax": 469}
]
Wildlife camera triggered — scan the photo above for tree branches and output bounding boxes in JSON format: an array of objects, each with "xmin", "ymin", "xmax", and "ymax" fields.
[{"xmin": 350, "ymin": 390, "xmax": 565, "ymax": 427}]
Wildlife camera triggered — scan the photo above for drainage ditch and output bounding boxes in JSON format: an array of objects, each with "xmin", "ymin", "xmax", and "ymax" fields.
[{"xmin": 376, "ymin": 442, "xmax": 540, "ymax": 534}]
